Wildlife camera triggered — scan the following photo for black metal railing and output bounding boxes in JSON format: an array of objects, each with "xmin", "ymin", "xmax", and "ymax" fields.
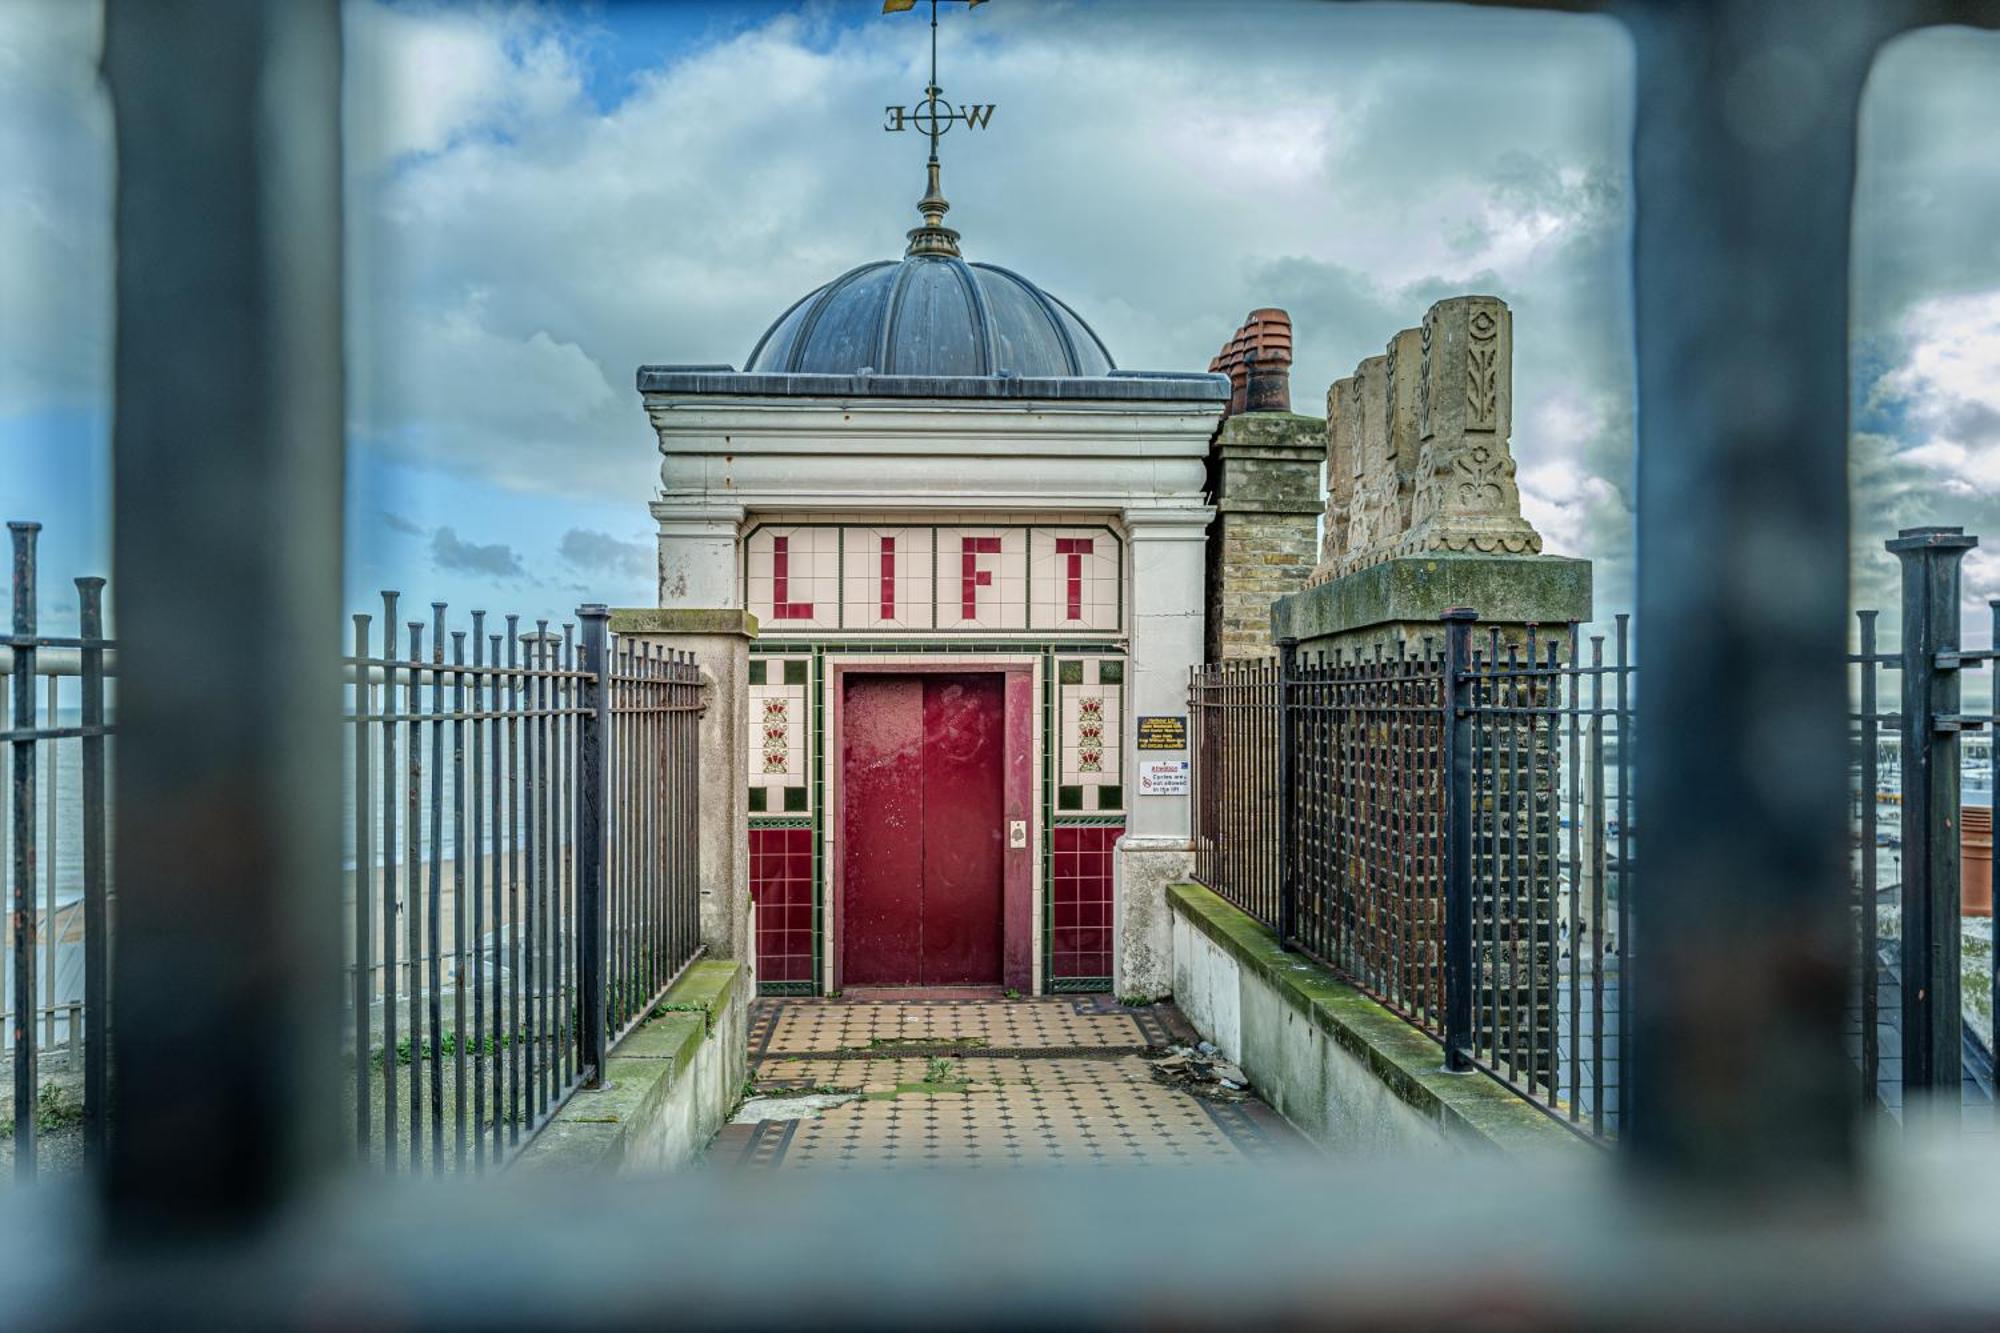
[
  {"xmin": 4, "ymin": 522, "xmax": 709, "ymax": 1185},
  {"xmin": 4, "ymin": 522, "xmax": 114, "ymax": 1181},
  {"xmin": 602, "ymin": 632, "xmax": 705, "ymax": 1046},
  {"xmin": 1454, "ymin": 616, "xmax": 1633, "ymax": 1138},
  {"xmin": 1286, "ymin": 643, "xmax": 1446, "ymax": 1033},
  {"xmin": 1848, "ymin": 527, "xmax": 1997, "ymax": 1119},
  {"xmin": 1188, "ymin": 658, "xmax": 1281, "ymax": 928},
  {"xmin": 1190, "ymin": 610, "xmax": 1635, "ymax": 1142},
  {"xmin": 343, "ymin": 601, "xmax": 705, "ymax": 1175}
]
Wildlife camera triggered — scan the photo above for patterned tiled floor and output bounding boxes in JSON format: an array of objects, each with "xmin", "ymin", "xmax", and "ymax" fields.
[{"xmin": 710, "ymin": 996, "xmax": 1299, "ymax": 1171}]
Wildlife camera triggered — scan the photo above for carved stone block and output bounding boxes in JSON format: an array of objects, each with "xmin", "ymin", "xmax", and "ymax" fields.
[{"xmin": 1400, "ymin": 295, "xmax": 1540, "ymax": 560}]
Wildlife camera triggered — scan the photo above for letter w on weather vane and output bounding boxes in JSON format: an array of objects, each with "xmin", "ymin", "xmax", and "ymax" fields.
[{"xmin": 882, "ymin": 0, "xmax": 996, "ymax": 143}]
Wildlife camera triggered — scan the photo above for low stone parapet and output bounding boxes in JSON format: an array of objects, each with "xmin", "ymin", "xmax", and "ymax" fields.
[
  {"xmin": 512, "ymin": 959, "xmax": 747, "ymax": 1174},
  {"xmin": 1168, "ymin": 882, "xmax": 1583, "ymax": 1155}
]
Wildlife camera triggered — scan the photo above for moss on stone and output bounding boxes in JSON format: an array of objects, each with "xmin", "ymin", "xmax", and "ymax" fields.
[
  {"xmin": 608, "ymin": 608, "xmax": 759, "ymax": 638},
  {"xmin": 1168, "ymin": 881, "xmax": 1584, "ymax": 1154}
]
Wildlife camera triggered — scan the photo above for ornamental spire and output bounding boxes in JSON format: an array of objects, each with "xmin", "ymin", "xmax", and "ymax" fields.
[{"xmin": 882, "ymin": 0, "xmax": 996, "ymax": 258}]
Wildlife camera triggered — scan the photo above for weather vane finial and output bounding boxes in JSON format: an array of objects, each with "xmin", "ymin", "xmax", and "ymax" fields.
[{"xmin": 882, "ymin": 0, "xmax": 995, "ymax": 258}]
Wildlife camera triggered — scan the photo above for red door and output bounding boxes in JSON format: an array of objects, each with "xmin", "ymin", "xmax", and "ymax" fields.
[{"xmin": 842, "ymin": 674, "xmax": 1005, "ymax": 985}]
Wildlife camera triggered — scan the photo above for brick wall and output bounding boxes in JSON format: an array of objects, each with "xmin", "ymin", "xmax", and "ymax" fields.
[
  {"xmin": 1204, "ymin": 412, "xmax": 1325, "ymax": 662},
  {"xmin": 1210, "ymin": 508, "xmax": 1322, "ymax": 661}
]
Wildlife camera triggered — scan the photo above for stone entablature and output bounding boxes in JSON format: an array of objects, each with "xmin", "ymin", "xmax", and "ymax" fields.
[{"xmin": 1312, "ymin": 295, "xmax": 1541, "ymax": 586}]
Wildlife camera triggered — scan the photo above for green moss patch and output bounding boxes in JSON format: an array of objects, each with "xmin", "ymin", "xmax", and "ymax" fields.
[{"xmin": 1168, "ymin": 882, "xmax": 1585, "ymax": 1154}]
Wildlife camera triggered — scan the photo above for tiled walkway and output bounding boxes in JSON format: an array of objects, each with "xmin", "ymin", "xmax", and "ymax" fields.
[{"xmin": 708, "ymin": 996, "xmax": 1298, "ymax": 1171}]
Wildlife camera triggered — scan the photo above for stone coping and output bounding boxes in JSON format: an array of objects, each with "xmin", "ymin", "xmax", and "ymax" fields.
[
  {"xmin": 1272, "ymin": 552, "xmax": 1592, "ymax": 645},
  {"xmin": 608, "ymin": 608, "xmax": 759, "ymax": 639},
  {"xmin": 1167, "ymin": 882, "xmax": 1586, "ymax": 1154},
  {"xmin": 512, "ymin": 959, "xmax": 740, "ymax": 1174}
]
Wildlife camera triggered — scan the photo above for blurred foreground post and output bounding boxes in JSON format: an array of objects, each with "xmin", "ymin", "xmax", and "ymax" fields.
[
  {"xmin": 1623, "ymin": 0, "xmax": 1909, "ymax": 1188},
  {"xmin": 103, "ymin": 0, "xmax": 345, "ymax": 1238}
]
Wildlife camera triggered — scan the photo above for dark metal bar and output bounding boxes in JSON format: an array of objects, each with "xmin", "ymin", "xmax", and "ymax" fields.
[
  {"xmin": 79, "ymin": 576, "xmax": 110, "ymax": 1165},
  {"xmin": 350, "ymin": 613, "xmax": 372, "ymax": 1157},
  {"xmin": 505, "ymin": 617, "xmax": 521, "ymax": 1145},
  {"xmin": 1276, "ymin": 637, "xmax": 1298, "ymax": 948},
  {"xmin": 1856, "ymin": 610, "xmax": 1879, "ymax": 1109},
  {"xmin": 1614, "ymin": 614, "xmax": 1631, "ymax": 1131},
  {"xmin": 11, "ymin": 521, "xmax": 41, "ymax": 1178},
  {"xmin": 451, "ymin": 627, "xmax": 467, "ymax": 1172},
  {"xmin": 101, "ymin": 0, "xmax": 344, "ymax": 1232},
  {"xmin": 578, "ymin": 608, "xmax": 609, "ymax": 1084},
  {"xmin": 470, "ymin": 615, "xmax": 487, "ymax": 1169},
  {"xmin": 428, "ymin": 605, "xmax": 446, "ymax": 1172},
  {"xmin": 1442, "ymin": 609, "xmax": 1476, "ymax": 1071},
  {"xmin": 380, "ymin": 593, "xmax": 400, "ymax": 1169},
  {"xmin": 487, "ymin": 628, "xmax": 504, "ymax": 1157},
  {"xmin": 1888, "ymin": 526, "xmax": 1975, "ymax": 1106},
  {"xmin": 406, "ymin": 619, "xmax": 424, "ymax": 1171},
  {"xmin": 1589, "ymin": 635, "xmax": 1607, "ymax": 1138},
  {"xmin": 1566, "ymin": 625, "xmax": 1582, "ymax": 1122},
  {"xmin": 531, "ymin": 622, "xmax": 548, "ymax": 1117}
]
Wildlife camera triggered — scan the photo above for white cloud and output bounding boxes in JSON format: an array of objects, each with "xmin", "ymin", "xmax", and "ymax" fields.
[
  {"xmin": 16, "ymin": 1, "xmax": 2000, "ymax": 631},
  {"xmin": 0, "ymin": 0, "xmax": 110, "ymax": 416},
  {"xmin": 337, "ymin": 0, "xmax": 1643, "ymax": 606}
]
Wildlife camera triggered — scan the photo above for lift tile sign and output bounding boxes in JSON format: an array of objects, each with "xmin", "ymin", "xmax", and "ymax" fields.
[
  {"xmin": 1135, "ymin": 715, "xmax": 1187, "ymax": 751},
  {"xmin": 745, "ymin": 522, "xmax": 1122, "ymax": 635}
]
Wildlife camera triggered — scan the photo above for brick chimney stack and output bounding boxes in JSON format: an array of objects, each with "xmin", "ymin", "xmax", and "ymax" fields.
[{"xmin": 1203, "ymin": 308, "xmax": 1323, "ymax": 660}]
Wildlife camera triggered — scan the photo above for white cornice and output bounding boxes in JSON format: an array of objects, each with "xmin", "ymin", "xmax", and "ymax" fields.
[{"xmin": 644, "ymin": 395, "xmax": 1224, "ymax": 458}]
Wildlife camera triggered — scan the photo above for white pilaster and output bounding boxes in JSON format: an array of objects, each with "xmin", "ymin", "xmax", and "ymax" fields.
[
  {"xmin": 652, "ymin": 502, "xmax": 745, "ymax": 608},
  {"xmin": 1114, "ymin": 505, "xmax": 1214, "ymax": 998}
]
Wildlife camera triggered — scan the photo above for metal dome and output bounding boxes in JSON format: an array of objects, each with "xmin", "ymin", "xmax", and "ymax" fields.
[{"xmin": 745, "ymin": 255, "xmax": 1116, "ymax": 379}]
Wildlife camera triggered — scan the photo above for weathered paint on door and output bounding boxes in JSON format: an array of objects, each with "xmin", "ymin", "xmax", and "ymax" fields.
[{"xmin": 842, "ymin": 673, "xmax": 1005, "ymax": 985}]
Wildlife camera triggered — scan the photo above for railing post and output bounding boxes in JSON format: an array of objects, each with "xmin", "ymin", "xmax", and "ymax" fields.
[
  {"xmin": 576, "ymin": 605, "xmax": 611, "ymax": 1088},
  {"xmin": 9, "ymin": 521, "xmax": 39, "ymax": 1176},
  {"xmin": 1887, "ymin": 526, "xmax": 1976, "ymax": 1107},
  {"xmin": 78, "ymin": 576, "xmax": 109, "ymax": 1166},
  {"xmin": 1276, "ymin": 637, "xmax": 1299, "ymax": 948},
  {"xmin": 1442, "ymin": 608, "xmax": 1477, "ymax": 1073}
]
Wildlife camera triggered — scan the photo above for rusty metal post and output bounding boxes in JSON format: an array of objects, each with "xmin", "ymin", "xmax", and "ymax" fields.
[
  {"xmin": 576, "ymin": 606, "xmax": 611, "ymax": 1086},
  {"xmin": 1888, "ymin": 526, "xmax": 1976, "ymax": 1108},
  {"xmin": 1442, "ymin": 609, "xmax": 1477, "ymax": 1073},
  {"xmin": 78, "ymin": 575, "xmax": 110, "ymax": 1165},
  {"xmin": 9, "ymin": 521, "xmax": 40, "ymax": 1178},
  {"xmin": 1276, "ymin": 636, "xmax": 1299, "ymax": 948}
]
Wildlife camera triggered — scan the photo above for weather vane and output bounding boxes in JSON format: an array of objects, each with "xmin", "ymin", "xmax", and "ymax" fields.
[{"xmin": 882, "ymin": 0, "xmax": 995, "ymax": 257}]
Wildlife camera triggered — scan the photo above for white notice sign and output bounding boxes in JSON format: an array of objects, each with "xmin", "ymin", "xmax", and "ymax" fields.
[{"xmin": 1138, "ymin": 759, "xmax": 1189, "ymax": 796}]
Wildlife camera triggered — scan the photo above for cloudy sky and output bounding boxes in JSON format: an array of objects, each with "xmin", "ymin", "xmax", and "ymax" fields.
[{"xmin": 3, "ymin": 1, "xmax": 1997, "ymax": 639}]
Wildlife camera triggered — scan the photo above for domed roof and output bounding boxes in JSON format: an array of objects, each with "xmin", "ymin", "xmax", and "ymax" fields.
[{"xmin": 746, "ymin": 255, "xmax": 1116, "ymax": 379}]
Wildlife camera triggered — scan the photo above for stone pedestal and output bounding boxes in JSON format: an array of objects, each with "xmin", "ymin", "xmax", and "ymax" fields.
[
  {"xmin": 1273, "ymin": 553, "xmax": 1592, "ymax": 663},
  {"xmin": 1205, "ymin": 411, "xmax": 1324, "ymax": 662},
  {"xmin": 609, "ymin": 608, "xmax": 759, "ymax": 972}
]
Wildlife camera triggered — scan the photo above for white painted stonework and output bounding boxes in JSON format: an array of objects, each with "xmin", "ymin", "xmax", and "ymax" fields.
[{"xmin": 646, "ymin": 387, "xmax": 1222, "ymax": 999}]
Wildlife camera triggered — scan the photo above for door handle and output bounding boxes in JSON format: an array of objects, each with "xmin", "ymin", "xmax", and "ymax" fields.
[{"xmin": 1007, "ymin": 819, "xmax": 1028, "ymax": 849}]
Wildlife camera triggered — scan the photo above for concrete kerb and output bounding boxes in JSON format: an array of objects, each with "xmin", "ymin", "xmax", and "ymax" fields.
[
  {"xmin": 1167, "ymin": 882, "xmax": 1586, "ymax": 1155},
  {"xmin": 512, "ymin": 960, "xmax": 746, "ymax": 1175}
]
